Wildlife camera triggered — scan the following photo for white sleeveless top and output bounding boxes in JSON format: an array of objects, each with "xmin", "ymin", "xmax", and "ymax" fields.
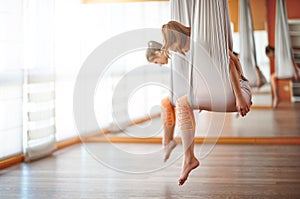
[{"xmin": 170, "ymin": 51, "xmax": 190, "ymax": 105}]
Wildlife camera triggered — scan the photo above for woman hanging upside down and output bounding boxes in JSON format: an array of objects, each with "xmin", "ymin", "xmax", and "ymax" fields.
[{"xmin": 161, "ymin": 21, "xmax": 252, "ymax": 186}]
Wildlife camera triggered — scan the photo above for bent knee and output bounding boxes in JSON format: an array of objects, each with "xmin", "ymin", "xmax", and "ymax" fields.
[
  {"xmin": 175, "ymin": 96, "xmax": 189, "ymax": 108},
  {"xmin": 161, "ymin": 96, "xmax": 171, "ymax": 107},
  {"xmin": 175, "ymin": 96, "xmax": 195, "ymax": 131}
]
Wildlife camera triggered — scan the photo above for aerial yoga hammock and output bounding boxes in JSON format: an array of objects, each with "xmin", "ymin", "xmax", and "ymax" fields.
[
  {"xmin": 161, "ymin": 0, "xmax": 252, "ymax": 185},
  {"xmin": 275, "ymin": 0, "xmax": 297, "ymax": 78},
  {"xmin": 239, "ymin": 0, "xmax": 267, "ymax": 87}
]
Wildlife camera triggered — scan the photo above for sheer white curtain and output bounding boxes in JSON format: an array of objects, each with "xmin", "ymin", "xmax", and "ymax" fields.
[
  {"xmin": 54, "ymin": 1, "xmax": 170, "ymax": 140},
  {"xmin": 0, "ymin": 0, "xmax": 24, "ymax": 159},
  {"xmin": 23, "ymin": 0, "xmax": 56, "ymax": 161},
  {"xmin": 0, "ymin": 0, "xmax": 171, "ymax": 159},
  {"xmin": 275, "ymin": 0, "xmax": 294, "ymax": 78},
  {"xmin": 54, "ymin": 0, "xmax": 83, "ymax": 141}
]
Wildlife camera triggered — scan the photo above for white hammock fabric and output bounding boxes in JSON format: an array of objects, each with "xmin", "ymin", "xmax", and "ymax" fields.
[
  {"xmin": 189, "ymin": 0, "xmax": 236, "ymax": 112},
  {"xmin": 170, "ymin": 0, "xmax": 193, "ymax": 105},
  {"xmin": 275, "ymin": 0, "xmax": 294, "ymax": 78},
  {"xmin": 170, "ymin": 0, "xmax": 193, "ymax": 27},
  {"xmin": 239, "ymin": 0, "xmax": 266, "ymax": 87},
  {"xmin": 169, "ymin": 52, "xmax": 190, "ymax": 105}
]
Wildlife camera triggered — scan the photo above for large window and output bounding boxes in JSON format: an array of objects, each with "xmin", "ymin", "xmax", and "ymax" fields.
[
  {"xmin": 54, "ymin": 0, "xmax": 170, "ymax": 140},
  {"xmin": 0, "ymin": 0, "xmax": 24, "ymax": 159},
  {"xmin": 0, "ymin": 0, "xmax": 171, "ymax": 158}
]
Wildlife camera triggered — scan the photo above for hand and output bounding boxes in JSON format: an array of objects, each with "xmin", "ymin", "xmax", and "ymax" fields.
[{"xmin": 236, "ymin": 96, "xmax": 250, "ymax": 117}]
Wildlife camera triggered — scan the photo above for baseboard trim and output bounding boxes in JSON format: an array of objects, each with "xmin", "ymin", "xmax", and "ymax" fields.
[
  {"xmin": 0, "ymin": 154, "xmax": 24, "ymax": 170},
  {"xmin": 84, "ymin": 136, "xmax": 300, "ymax": 145}
]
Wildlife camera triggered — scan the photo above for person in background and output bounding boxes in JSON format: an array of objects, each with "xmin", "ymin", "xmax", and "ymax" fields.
[{"xmin": 265, "ymin": 45, "xmax": 300, "ymax": 108}]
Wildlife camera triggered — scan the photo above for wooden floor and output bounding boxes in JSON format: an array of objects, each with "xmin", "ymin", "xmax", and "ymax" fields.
[
  {"xmin": 106, "ymin": 102, "xmax": 300, "ymax": 138},
  {"xmin": 1, "ymin": 143, "xmax": 300, "ymax": 198}
]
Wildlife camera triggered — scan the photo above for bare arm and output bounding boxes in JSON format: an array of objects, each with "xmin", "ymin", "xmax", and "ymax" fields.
[
  {"xmin": 292, "ymin": 59, "xmax": 300, "ymax": 80},
  {"xmin": 228, "ymin": 51, "xmax": 244, "ymax": 76},
  {"xmin": 229, "ymin": 59, "xmax": 250, "ymax": 117},
  {"xmin": 255, "ymin": 65, "xmax": 263, "ymax": 87}
]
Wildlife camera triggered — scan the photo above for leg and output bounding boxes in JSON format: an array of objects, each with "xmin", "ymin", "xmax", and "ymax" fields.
[
  {"xmin": 229, "ymin": 57, "xmax": 250, "ymax": 116},
  {"xmin": 161, "ymin": 97, "xmax": 177, "ymax": 162},
  {"xmin": 271, "ymin": 73, "xmax": 279, "ymax": 108},
  {"xmin": 176, "ymin": 96, "xmax": 199, "ymax": 186}
]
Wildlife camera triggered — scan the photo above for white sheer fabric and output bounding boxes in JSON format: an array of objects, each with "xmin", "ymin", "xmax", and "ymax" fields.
[
  {"xmin": 0, "ymin": 0, "xmax": 24, "ymax": 159},
  {"xmin": 170, "ymin": 0, "xmax": 193, "ymax": 27},
  {"xmin": 275, "ymin": 0, "xmax": 294, "ymax": 78},
  {"xmin": 0, "ymin": 71, "xmax": 23, "ymax": 159},
  {"xmin": 23, "ymin": 0, "xmax": 56, "ymax": 161},
  {"xmin": 239, "ymin": 0, "xmax": 266, "ymax": 86},
  {"xmin": 170, "ymin": 0, "xmax": 193, "ymax": 105},
  {"xmin": 190, "ymin": 0, "xmax": 235, "ymax": 111},
  {"xmin": 55, "ymin": 1, "xmax": 170, "ymax": 140}
]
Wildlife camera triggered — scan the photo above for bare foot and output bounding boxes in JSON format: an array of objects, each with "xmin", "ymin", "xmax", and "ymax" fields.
[
  {"xmin": 178, "ymin": 157, "xmax": 200, "ymax": 186},
  {"xmin": 164, "ymin": 140, "xmax": 177, "ymax": 162},
  {"xmin": 273, "ymin": 97, "xmax": 279, "ymax": 109}
]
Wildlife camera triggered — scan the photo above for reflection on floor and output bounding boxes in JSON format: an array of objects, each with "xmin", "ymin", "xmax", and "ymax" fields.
[
  {"xmin": 1, "ymin": 143, "xmax": 300, "ymax": 198},
  {"xmin": 109, "ymin": 102, "xmax": 300, "ymax": 138}
]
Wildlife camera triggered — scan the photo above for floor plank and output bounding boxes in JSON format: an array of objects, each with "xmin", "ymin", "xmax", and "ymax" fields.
[{"xmin": 1, "ymin": 143, "xmax": 300, "ymax": 199}]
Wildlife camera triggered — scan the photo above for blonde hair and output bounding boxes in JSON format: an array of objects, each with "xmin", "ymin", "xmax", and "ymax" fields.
[
  {"xmin": 162, "ymin": 21, "xmax": 191, "ymax": 58},
  {"xmin": 146, "ymin": 41, "xmax": 162, "ymax": 62}
]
